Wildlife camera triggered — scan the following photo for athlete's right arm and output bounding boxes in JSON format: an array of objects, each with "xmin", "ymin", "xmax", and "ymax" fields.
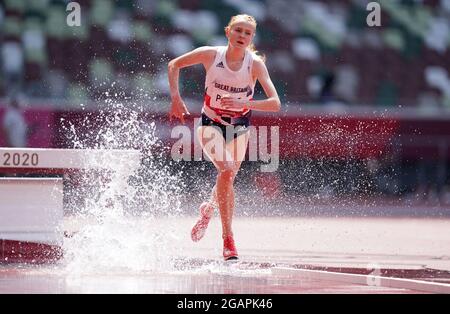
[{"xmin": 168, "ymin": 47, "xmax": 216, "ymax": 124}]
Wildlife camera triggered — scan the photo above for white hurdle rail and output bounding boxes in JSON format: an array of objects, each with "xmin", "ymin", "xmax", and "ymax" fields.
[
  {"xmin": 0, "ymin": 148, "xmax": 141, "ymax": 262},
  {"xmin": 0, "ymin": 147, "xmax": 141, "ymax": 172}
]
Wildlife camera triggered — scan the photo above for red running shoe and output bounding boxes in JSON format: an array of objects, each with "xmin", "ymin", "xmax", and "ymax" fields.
[
  {"xmin": 191, "ymin": 202, "xmax": 214, "ymax": 242},
  {"xmin": 223, "ymin": 235, "xmax": 238, "ymax": 260}
]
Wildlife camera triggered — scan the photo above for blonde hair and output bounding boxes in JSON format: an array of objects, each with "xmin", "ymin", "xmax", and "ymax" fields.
[{"xmin": 225, "ymin": 14, "xmax": 265, "ymax": 62}]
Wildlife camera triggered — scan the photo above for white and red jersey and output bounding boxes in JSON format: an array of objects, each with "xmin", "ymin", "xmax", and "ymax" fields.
[{"xmin": 202, "ymin": 46, "xmax": 256, "ymax": 125}]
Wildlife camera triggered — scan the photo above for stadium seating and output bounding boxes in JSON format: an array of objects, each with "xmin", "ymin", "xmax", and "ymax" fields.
[{"xmin": 0, "ymin": 0, "xmax": 449, "ymax": 107}]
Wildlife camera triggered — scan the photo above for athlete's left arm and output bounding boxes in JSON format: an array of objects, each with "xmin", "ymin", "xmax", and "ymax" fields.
[{"xmin": 248, "ymin": 59, "xmax": 281, "ymax": 112}]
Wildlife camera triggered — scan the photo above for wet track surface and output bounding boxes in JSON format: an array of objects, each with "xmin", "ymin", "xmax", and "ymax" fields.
[{"xmin": 1, "ymin": 216, "xmax": 449, "ymax": 293}]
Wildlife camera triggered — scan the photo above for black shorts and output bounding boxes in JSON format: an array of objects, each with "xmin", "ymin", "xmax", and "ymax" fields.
[{"xmin": 198, "ymin": 113, "xmax": 250, "ymax": 143}]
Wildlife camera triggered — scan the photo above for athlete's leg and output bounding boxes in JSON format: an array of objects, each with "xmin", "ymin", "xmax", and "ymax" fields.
[
  {"xmin": 191, "ymin": 125, "xmax": 229, "ymax": 242},
  {"xmin": 220, "ymin": 131, "xmax": 250, "ymax": 234},
  {"xmin": 208, "ymin": 131, "xmax": 250, "ymax": 209},
  {"xmin": 220, "ymin": 131, "xmax": 250, "ymax": 259},
  {"xmin": 196, "ymin": 126, "xmax": 247, "ymax": 239}
]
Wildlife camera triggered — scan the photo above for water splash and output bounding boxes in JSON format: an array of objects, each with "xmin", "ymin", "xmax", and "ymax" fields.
[{"xmin": 60, "ymin": 101, "xmax": 185, "ymax": 274}]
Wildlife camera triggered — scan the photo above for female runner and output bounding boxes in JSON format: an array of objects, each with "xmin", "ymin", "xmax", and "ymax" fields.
[{"xmin": 168, "ymin": 14, "xmax": 280, "ymax": 260}]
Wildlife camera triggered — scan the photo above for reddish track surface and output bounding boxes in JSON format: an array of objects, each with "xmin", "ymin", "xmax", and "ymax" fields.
[
  {"xmin": 1, "ymin": 216, "xmax": 449, "ymax": 293},
  {"xmin": 0, "ymin": 264, "xmax": 427, "ymax": 294}
]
